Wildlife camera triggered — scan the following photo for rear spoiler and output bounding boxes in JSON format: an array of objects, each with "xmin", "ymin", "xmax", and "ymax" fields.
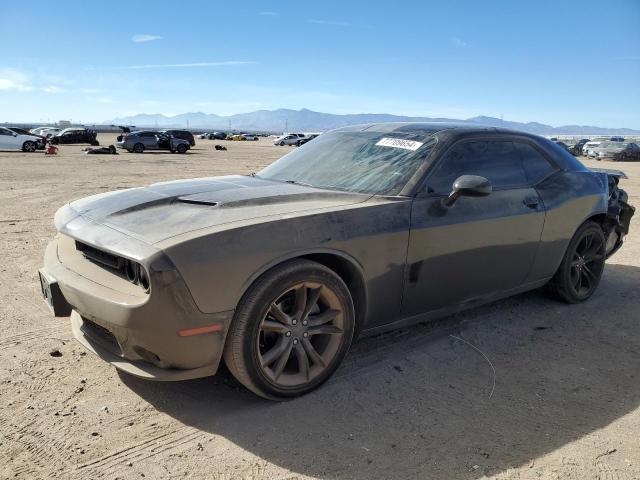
[{"xmin": 589, "ymin": 168, "xmax": 628, "ymax": 179}]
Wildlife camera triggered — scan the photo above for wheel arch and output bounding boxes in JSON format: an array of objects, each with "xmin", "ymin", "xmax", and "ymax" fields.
[{"xmin": 237, "ymin": 249, "xmax": 368, "ymax": 337}]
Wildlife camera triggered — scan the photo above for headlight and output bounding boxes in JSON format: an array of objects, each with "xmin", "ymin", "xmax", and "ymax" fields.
[{"xmin": 124, "ymin": 259, "xmax": 150, "ymax": 292}]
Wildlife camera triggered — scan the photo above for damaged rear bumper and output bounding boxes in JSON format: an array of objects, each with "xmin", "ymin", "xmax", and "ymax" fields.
[{"xmin": 604, "ymin": 173, "xmax": 635, "ymax": 257}]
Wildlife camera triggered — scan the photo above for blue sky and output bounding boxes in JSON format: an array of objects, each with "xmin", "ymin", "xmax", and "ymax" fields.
[{"xmin": 1, "ymin": 0, "xmax": 639, "ymax": 128}]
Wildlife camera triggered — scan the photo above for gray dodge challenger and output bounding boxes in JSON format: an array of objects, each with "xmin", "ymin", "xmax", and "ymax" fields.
[{"xmin": 39, "ymin": 123, "xmax": 635, "ymax": 399}]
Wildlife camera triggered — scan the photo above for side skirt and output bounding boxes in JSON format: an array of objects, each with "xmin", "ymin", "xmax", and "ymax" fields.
[{"xmin": 359, "ymin": 278, "xmax": 551, "ymax": 338}]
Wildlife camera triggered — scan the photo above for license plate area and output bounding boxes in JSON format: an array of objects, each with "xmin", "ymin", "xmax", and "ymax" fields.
[{"xmin": 38, "ymin": 270, "xmax": 72, "ymax": 317}]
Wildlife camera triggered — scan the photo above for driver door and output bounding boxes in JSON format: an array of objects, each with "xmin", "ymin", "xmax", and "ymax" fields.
[{"xmin": 402, "ymin": 137, "xmax": 546, "ymax": 317}]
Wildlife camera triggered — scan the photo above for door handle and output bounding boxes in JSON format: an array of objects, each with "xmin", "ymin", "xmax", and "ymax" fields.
[{"xmin": 523, "ymin": 196, "xmax": 539, "ymax": 209}]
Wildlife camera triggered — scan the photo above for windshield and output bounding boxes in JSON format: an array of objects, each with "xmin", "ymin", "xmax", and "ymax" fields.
[{"xmin": 258, "ymin": 130, "xmax": 436, "ymax": 195}]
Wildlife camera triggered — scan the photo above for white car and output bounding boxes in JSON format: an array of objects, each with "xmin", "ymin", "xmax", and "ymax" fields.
[
  {"xmin": 30, "ymin": 126, "xmax": 56, "ymax": 135},
  {"xmin": 582, "ymin": 140, "xmax": 602, "ymax": 157},
  {"xmin": 273, "ymin": 133, "xmax": 305, "ymax": 146},
  {"xmin": 0, "ymin": 126, "xmax": 42, "ymax": 152},
  {"xmin": 39, "ymin": 127, "xmax": 62, "ymax": 138}
]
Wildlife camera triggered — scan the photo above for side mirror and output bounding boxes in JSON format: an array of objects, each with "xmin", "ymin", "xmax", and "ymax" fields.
[{"xmin": 444, "ymin": 175, "xmax": 492, "ymax": 206}]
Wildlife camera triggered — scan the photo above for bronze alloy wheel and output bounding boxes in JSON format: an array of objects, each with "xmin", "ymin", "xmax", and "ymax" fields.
[
  {"xmin": 257, "ymin": 281, "xmax": 345, "ymax": 387},
  {"xmin": 223, "ymin": 259, "xmax": 355, "ymax": 400}
]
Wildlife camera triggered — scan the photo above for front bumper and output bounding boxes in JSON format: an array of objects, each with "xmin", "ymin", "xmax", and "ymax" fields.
[{"xmin": 41, "ymin": 236, "xmax": 234, "ymax": 381}]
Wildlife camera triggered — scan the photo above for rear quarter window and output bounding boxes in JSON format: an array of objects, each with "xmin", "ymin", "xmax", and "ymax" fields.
[{"xmin": 514, "ymin": 142, "xmax": 556, "ymax": 184}]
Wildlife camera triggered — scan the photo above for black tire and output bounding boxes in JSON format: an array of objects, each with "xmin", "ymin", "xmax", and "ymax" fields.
[
  {"xmin": 548, "ymin": 221, "xmax": 606, "ymax": 303},
  {"xmin": 50, "ymin": 137, "xmax": 59, "ymax": 145},
  {"xmin": 132, "ymin": 143, "xmax": 144, "ymax": 153},
  {"xmin": 223, "ymin": 259, "xmax": 355, "ymax": 400},
  {"xmin": 278, "ymin": 141, "xmax": 285, "ymax": 146},
  {"xmin": 176, "ymin": 144, "xmax": 188, "ymax": 154},
  {"xmin": 22, "ymin": 141, "xmax": 36, "ymax": 153},
  {"xmin": 90, "ymin": 139, "xmax": 99, "ymax": 146}
]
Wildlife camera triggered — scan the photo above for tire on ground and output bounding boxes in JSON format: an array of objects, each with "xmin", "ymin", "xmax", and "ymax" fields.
[
  {"xmin": 223, "ymin": 259, "xmax": 355, "ymax": 400},
  {"xmin": 547, "ymin": 220, "xmax": 606, "ymax": 303}
]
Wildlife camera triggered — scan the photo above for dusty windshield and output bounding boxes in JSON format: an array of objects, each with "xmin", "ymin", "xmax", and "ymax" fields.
[{"xmin": 258, "ymin": 130, "xmax": 436, "ymax": 195}]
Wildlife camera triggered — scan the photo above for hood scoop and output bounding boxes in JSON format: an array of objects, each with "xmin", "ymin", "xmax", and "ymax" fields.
[{"xmin": 176, "ymin": 197, "xmax": 219, "ymax": 207}]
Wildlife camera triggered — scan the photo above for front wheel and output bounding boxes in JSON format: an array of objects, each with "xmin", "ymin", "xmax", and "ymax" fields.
[
  {"xmin": 223, "ymin": 259, "xmax": 355, "ymax": 400},
  {"xmin": 548, "ymin": 221, "xmax": 606, "ymax": 303},
  {"xmin": 22, "ymin": 141, "xmax": 37, "ymax": 152}
]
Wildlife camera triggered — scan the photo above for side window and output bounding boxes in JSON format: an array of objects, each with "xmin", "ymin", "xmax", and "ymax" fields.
[
  {"xmin": 140, "ymin": 132, "xmax": 155, "ymax": 138},
  {"xmin": 514, "ymin": 142, "xmax": 555, "ymax": 184},
  {"xmin": 427, "ymin": 140, "xmax": 526, "ymax": 193},
  {"xmin": 0, "ymin": 128, "xmax": 12, "ymax": 136}
]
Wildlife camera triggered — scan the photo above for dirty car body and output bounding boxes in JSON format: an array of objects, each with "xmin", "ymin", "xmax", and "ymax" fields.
[{"xmin": 39, "ymin": 123, "xmax": 635, "ymax": 394}]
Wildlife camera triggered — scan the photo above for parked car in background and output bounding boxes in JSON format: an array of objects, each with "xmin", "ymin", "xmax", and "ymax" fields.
[
  {"xmin": 7, "ymin": 127, "xmax": 47, "ymax": 149},
  {"xmin": 610, "ymin": 136, "xmax": 625, "ymax": 142},
  {"xmin": 198, "ymin": 133, "xmax": 209, "ymax": 139},
  {"xmin": 597, "ymin": 142, "xmax": 640, "ymax": 161},
  {"xmin": 582, "ymin": 140, "xmax": 603, "ymax": 156},
  {"xmin": 554, "ymin": 141, "xmax": 571, "ymax": 152},
  {"xmin": 162, "ymin": 130, "xmax": 196, "ymax": 147},
  {"xmin": 115, "ymin": 126, "xmax": 134, "ymax": 142},
  {"xmin": 296, "ymin": 134, "xmax": 319, "ymax": 146},
  {"xmin": 30, "ymin": 126, "xmax": 57, "ymax": 136},
  {"xmin": 39, "ymin": 127, "xmax": 63, "ymax": 138},
  {"xmin": 274, "ymin": 133, "xmax": 305, "ymax": 146},
  {"xmin": 116, "ymin": 130, "xmax": 190, "ymax": 153},
  {"xmin": 240, "ymin": 133, "xmax": 259, "ymax": 141},
  {"xmin": 569, "ymin": 139, "xmax": 590, "ymax": 156},
  {"xmin": 50, "ymin": 128, "xmax": 99, "ymax": 146},
  {"xmin": 209, "ymin": 132, "xmax": 227, "ymax": 140},
  {"xmin": 0, "ymin": 126, "xmax": 44, "ymax": 152},
  {"xmin": 227, "ymin": 134, "xmax": 248, "ymax": 141}
]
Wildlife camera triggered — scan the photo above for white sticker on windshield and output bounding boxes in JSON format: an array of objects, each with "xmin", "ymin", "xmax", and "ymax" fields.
[{"xmin": 375, "ymin": 137, "xmax": 424, "ymax": 151}]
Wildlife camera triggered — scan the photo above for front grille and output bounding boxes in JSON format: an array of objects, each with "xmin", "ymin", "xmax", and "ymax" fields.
[
  {"xmin": 81, "ymin": 319, "xmax": 121, "ymax": 354},
  {"xmin": 76, "ymin": 241, "xmax": 124, "ymax": 270}
]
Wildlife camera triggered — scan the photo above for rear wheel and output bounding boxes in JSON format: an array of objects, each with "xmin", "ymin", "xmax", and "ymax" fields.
[
  {"xmin": 22, "ymin": 141, "xmax": 36, "ymax": 152},
  {"xmin": 548, "ymin": 221, "xmax": 606, "ymax": 303},
  {"xmin": 132, "ymin": 143, "xmax": 144, "ymax": 153},
  {"xmin": 176, "ymin": 144, "xmax": 188, "ymax": 154},
  {"xmin": 223, "ymin": 259, "xmax": 355, "ymax": 400}
]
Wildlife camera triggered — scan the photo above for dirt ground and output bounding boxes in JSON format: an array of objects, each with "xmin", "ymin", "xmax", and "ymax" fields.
[{"xmin": 1, "ymin": 134, "xmax": 639, "ymax": 480}]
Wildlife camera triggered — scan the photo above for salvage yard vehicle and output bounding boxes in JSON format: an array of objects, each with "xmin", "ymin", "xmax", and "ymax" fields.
[
  {"xmin": 597, "ymin": 142, "xmax": 640, "ymax": 161},
  {"xmin": 296, "ymin": 134, "xmax": 319, "ymax": 146},
  {"xmin": 0, "ymin": 126, "xmax": 45, "ymax": 152},
  {"xmin": 39, "ymin": 123, "xmax": 635, "ymax": 400},
  {"xmin": 161, "ymin": 129, "xmax": 196, "ymax": 146},
  {"xmin": 583, "ymin": 140, "xmax": 603, "ymax": 156},
  {"xmin": 49, "ymin": 128, "xmax": 99, "ymax": 146},
  {"xmin": 7, "ymin": 127, "xmax": 46, "ymax": 149},
  {"xmin": 116, "ymin": 130, "xmax": 190, "ymax": 153},
  {"xmin": 569, "ymin": 138, "xmax": 590, "ymax": 156},
  {"xmin": 274, "ymin": 133, "xmax": 304, "ymax": 146}
]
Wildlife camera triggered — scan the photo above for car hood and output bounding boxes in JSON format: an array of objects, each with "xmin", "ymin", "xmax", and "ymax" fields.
[{"xmin": 59, "ymin": 175, "xmax": 369, "ymax": 245}]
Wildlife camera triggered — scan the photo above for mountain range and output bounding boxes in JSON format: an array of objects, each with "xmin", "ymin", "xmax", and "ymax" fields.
[{"xmin": 104, "ymin": 108, "xmax": 640, "ymax": 136}]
